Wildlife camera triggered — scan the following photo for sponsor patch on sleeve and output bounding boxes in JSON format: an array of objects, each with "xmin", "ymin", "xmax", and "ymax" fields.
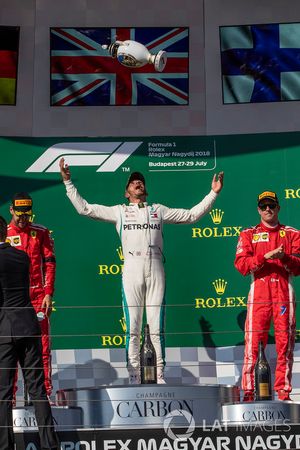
[{"xmin": 8, "ymin": 235, "xmax": 21, "ymax": 246}]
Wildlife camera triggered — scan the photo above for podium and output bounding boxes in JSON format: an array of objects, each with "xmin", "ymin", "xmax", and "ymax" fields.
[
  {"xmin": 222, "ymin": 400, "xmax": 300, "ymax": 425},
  {"xmin": 13, "ymin": 406, "xmax": 83, "ymax": 432},
  {"xmin": 12, "ymin": 385, "xmax": 300, "ymax": 450},
  {"xmin": 56, "ymin": 384, "xmax": 240, "ymax": 427}
]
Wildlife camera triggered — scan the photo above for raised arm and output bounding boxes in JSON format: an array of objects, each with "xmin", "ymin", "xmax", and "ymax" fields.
[
  {"xmin": 59, "ymin": 158, "xmax": 119, "ymax": 223},
  {"xmin": 234, "ymin": 230, "xmax": 266, "ymax": 276},
  {"xmin": 211, "ymin": 171, "xmax": 224, "ymax": 194},
  {"xmin": 162, "ymin": 172, "xmax": 224, "ymax": 224},
  {"xmin": 59, "ymin": 157, "xmax": 71, "ymax": 182}
]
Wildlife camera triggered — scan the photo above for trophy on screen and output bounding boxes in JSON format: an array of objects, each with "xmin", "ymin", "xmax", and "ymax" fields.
[{"xmin": 102, "ymin": 40, "xmax": 167, "ymax": 72}]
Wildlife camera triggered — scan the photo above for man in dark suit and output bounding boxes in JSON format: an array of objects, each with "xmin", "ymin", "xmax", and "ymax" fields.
[{"xmin": 0, "ymin": 216, "xmax": 59, "ymax": 450}]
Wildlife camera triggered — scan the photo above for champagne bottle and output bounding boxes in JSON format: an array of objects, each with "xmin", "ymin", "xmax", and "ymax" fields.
[
  {"xmin": 254, "ymin": 341, "xmax": 272, "ymax": 401},
  {"xmin": 140, "ymin": 324, "xmax": 157, "ymax": 384}
]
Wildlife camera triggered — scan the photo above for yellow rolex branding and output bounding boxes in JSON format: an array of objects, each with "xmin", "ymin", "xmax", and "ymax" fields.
[
  {"xmin": 192, "ymin": 209, "xmax": 242, "ymax": 239},
  {"xmin": 212, "ymin": 279, "xmax": 227, "ymax": 295},
  {"xmin": 195, "ymin": 279, "xmax": 246, "ymax": 309},
  {"xmin": 209, "ymin": 209, "xmax": 224, "ymax": 225},
  {"xmin": 100, "ymin": 316, "xmax": 127, "ymax": 347},
  {"xmin": 98, "ymin": 246, "xmax": 124, "ymax": 276},
  {"xmin": 285, "ymin": 188, "xmax": 300, "ymax": 199},
  {"xmin": 116, "ymin": 246, "xmax": 124, "ymax": 261}
]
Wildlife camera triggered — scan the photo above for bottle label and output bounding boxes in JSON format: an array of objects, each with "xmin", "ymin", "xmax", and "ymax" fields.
[
  {"xmin": 259, "ymin": 383, "xmax": 270, "ymax": 397},
  {"xmin": 143, "ymin": 366, "xmax": 155, "ymax": 381}
]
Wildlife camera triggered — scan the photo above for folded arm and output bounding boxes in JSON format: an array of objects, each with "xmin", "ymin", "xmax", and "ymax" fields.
[{"xmin": 234, "ymin": 231, "xmax": 266, "ymax": 276}]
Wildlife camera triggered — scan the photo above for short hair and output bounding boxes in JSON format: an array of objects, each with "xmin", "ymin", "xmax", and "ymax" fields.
[{"xmin": 0, "ymin": 216, "xmax": 7, "ymax": 242}]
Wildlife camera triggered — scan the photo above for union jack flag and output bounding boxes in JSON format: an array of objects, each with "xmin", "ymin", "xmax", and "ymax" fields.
[{"xmin": 50, "ymin": 27, "xmax": 189, "ymax": 106}]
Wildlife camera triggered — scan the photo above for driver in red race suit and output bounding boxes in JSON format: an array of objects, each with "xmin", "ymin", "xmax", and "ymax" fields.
[
  {"xmin": 6, "ymin": 193, "xmax": 56, "ymax": 400},
  {"xmin": 235, "ymin": 191, "xmax": 300, "ymax": 402},
  {"xmin": 59, "ymin": 158, "xmax": 224, "ymax": 384}
]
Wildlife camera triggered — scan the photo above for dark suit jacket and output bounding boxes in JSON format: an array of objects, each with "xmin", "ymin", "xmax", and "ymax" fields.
[{"xmin": 0, "ymin": 243, "xmax": 40, "ymax": 343}]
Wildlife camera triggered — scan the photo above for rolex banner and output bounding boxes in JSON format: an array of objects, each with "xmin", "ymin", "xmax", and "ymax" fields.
[
  {"xmin": 1, "ymin": 133, "xmax": 300, "ymax": 350},
  {"xmin": 14, "ymin": 425, "xmax": 300, "ymax": 450}
]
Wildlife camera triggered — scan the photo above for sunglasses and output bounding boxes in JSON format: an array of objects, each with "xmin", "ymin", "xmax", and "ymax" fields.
[
  {"xmin": 14, "ymin": 210, "xmax": 32, "ymax": 216},
  {"xmin": 258, "ymin": 203, "xmax": 277, "ymax": 211}
]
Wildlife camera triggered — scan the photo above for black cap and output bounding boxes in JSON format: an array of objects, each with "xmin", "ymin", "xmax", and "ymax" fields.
[
  {"xmin": 257, "ymin": 191, "xmax": 279, "ymax": 205},
  {"xmin": 126, "ymin": 172, "xmax": 145, "ymax": 189},
  {"xmin": 11, "ymin": 192, "xmax": 33, "ymax": 214}
]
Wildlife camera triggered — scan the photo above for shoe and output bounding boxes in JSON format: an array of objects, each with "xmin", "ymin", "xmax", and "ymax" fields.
[
  {"xmin": 243, "ymin": 390, "xmax": 254, "ymax": 402},
  {"xmin": 157, "ymin": 372, "xmax": 166, "ymax": 384},
  {"xmin": 277, "ymin": 390, "xmax": 291, "ymax": 401}
]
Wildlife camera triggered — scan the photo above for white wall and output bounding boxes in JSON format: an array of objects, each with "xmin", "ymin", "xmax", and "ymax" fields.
[{"xmin": 1, "ymin": 0, "xmax": 300, "ymax": 136}]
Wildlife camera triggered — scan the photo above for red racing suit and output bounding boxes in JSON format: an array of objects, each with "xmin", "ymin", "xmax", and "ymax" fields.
[
  {"xmin": 7, "ymin": 221, "xmax": 56, "ymax": 396},
  {"xmin": 235, "ymin": 222, "xmax": 300, "ymax": 394}
]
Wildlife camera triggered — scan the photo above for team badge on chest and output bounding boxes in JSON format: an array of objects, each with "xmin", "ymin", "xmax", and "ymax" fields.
[
  {"xmin": 149, "ymin": 206, "xmax": 159, "ymax": 220},
  {"xmin": 252, "ymin": 232, "xmax": 269, "ymax": 243}
]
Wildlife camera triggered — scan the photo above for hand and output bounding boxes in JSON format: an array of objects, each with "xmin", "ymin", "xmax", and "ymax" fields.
[
  {"xmin": 42, "ymin": 294, "xmax": 53, "ymax": 317},
  {"xmin": 211, "ymin": 171, "xmax": 224, "ymax": 194},
  {"xmin": 264, "ymin": 245, "xmax": 285, "ymax": 260},
  {"xmin": 59, "ymin": 157, "xmax": 71, "ymax": 181}
]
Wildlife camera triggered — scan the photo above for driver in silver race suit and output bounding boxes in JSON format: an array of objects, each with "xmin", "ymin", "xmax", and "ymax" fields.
[{"xmin": 59, "ymin": 158, "xmax": 224, "ymax": 384}]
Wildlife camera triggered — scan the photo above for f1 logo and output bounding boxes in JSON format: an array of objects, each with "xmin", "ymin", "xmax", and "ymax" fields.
[{"xmin": 26, "ymin": 141, "xmax": 143, "ymax": 173}]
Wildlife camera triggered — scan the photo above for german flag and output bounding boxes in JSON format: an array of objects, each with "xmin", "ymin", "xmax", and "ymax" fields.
[{"xmin": 0, "ymin": 26, "xmax": 19, "ymax": 105}]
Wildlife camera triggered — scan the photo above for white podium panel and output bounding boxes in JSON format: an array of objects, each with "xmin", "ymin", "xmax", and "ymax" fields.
[
  {"xmin": 13, "ymin": 406, "xmax": 83, "ymax": 432},
  {"xmin": 222, "ymin": 401, "xmax": 300, "ymax": 425},
  {"xmin": 57, "ymin": 384, "xmax": 240, "ymax": 427}
]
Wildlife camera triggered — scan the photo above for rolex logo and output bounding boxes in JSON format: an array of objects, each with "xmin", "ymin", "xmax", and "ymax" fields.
[
  {"xmin": 98, "ymin": 247, "xmax": 124, "ymax": 276},
  {"xmin": 119, "ymin": 316, "xmax": 127, "ymax": 333},
  {"xmin": 212, "ymin": 278, "xmax": 227, "ymax": 295},
  {"xmin": 100, "ymin": 316, "xmax": 127, "ymax": 347},
  {"xmin": 116, "ymin": 246, "xmax": 124, "ymax": 261},
  {"xmin": 195, "ymin": 278, "xmax": 246, "ymax": 309},
  {"xmin": 209, "ymin": 209, "xmax": 224, "ymax": 225}
]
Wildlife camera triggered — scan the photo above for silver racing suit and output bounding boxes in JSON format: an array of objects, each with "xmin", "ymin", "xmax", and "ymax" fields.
[{"xmin": 64, "ymin": 180, "xmax": 218, "ymax": 375}]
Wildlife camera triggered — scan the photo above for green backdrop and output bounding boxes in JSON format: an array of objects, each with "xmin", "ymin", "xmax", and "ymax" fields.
[{"xmin": 1, "ymin": 133, "xmax": 300, "ymax": 350}]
